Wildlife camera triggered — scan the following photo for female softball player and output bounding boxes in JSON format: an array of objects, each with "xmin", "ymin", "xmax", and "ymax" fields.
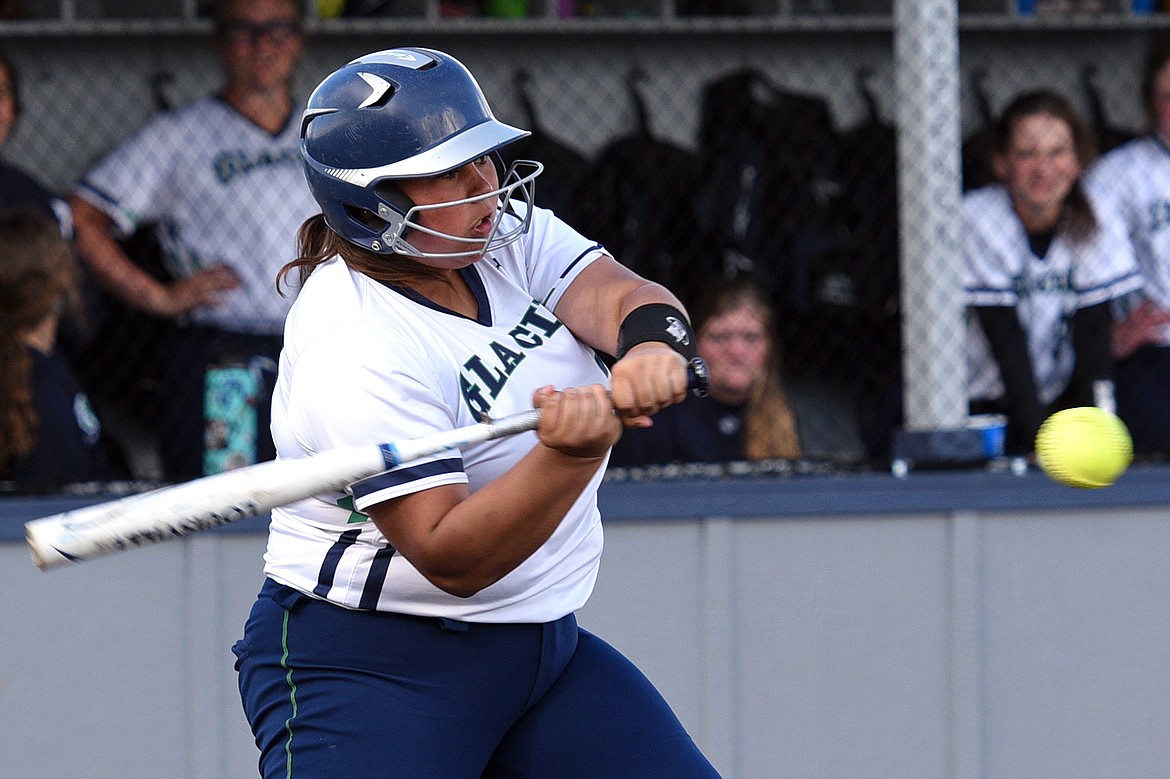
[
  {"xmin": 231, "ymin": 48, "xmax": 720, "ymax": 778},
  {"xmin": 963, "ymin": 89, "xmax": 1142, "ymax": 454}
]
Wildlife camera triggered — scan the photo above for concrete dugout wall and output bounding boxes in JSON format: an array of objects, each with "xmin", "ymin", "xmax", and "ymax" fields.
[{"xmin": 3, "ymin": 467, "xmax": 1169, "ymax": 778}]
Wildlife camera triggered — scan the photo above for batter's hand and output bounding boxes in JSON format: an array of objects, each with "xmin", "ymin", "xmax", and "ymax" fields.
[
  {"xmin": 532, "ymin": 384, "xmax": 623, "ymax": 458},
  {"xmin": 610, "ymin": 342, "xmax": 689, "ymax": 428},
  {"xmin": 154, "ymin": 264, "xmax": 241, "ymax": 317}
]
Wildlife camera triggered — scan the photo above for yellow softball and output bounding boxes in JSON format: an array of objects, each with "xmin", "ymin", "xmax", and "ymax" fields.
[{"xmin": 1035, "ymin": 407, "xmax": 1133, "ymax": 489}]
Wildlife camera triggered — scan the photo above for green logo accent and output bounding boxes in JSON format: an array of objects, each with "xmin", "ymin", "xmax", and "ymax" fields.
[{"xmin": 337, "ymin": 494, "xmax": 368, "ymax": 524}]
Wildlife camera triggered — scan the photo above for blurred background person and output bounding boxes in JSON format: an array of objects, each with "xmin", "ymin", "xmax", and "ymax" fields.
[
  {"xmin": 609, "ymin": 274, "xmax": 802, "ymax": 466},
  {"xmin": 0, "ymin": 47, "xmax": 71, "ymax": 237},
  {"xmin": 0, "ymin": 209, "xmax": 118, "ymax": 491},
  {"xmin": 0, "ymin": 45, "xmax": 94, "ymax": 370},
  {"xmin": 67, "ymin": 0, "xmax": 319, "ymax": 481},
  {"xmin": 1085, "ymin": 34, "xmax": 1170, "ymax": 456},
  {"xmin": 964, "ymin": 89, "xmax": 1142, "ymax": 455}
]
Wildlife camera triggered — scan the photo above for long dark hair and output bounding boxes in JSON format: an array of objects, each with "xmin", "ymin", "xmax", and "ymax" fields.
[
  {"xmin": 277, "ymin": 214, "xmax": 448, "ymax": 297},
  {"xmin": 992, "ymin": 89, "xmax": 1098, "ymax": 245},
  {"xmin": 0, "ymin": 209, "xmax": 81, "ymax": 471}
]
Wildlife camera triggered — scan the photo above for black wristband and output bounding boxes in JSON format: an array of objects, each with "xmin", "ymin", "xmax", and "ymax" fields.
[{"xmin": 616, "ymin": 303, "xmax": 698, "ymax": 361}]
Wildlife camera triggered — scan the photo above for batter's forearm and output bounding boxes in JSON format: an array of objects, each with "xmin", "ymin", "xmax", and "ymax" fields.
[
  {"xmin": 380, "ymin": 446, "xmax": 604, "ymax": 598},
  {"xmin": 554, "ymin": 256, "xmax": 689, "ymax": 356}
]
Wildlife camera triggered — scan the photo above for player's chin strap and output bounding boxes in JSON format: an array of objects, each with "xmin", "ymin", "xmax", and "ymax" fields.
[{"xmin": 616, "ymin": 303, "xmax": 710, "ymax": 398}]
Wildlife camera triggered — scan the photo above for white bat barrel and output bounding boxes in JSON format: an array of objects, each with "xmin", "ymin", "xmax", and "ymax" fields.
[
  {"xmin": 24, "ymin": 408, "xmax": 546, "ymax": 571},
  {"xmin": 24, "ymin": 369, "xmax": 696, "ymax": 571},
  {"xmin": 26, "ymin": 445, "xmax": 388, "ymax": 570}
]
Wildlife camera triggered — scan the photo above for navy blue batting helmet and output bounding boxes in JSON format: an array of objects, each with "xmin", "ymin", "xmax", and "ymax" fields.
[{"xmin": 300, "ymin": 47, "xmax": 541, "ymax": 257}]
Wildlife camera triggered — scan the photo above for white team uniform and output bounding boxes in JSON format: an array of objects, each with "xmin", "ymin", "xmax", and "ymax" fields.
[
  {"xmin": 1085, "ymin": 135, "xmax": 1170, "ymax": 347},
  {"xmin": 73, "ymin": 96, "xmax": 320, "ymax": 334},
  {"xmin": 963, "ymin": 185, "xmax": 1142, "ymax": 405},
  {"xmin": 266, "ymin": 205, "xmax": 610, "ymax": 623}
]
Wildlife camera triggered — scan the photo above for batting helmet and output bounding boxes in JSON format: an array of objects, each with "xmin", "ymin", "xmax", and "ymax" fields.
[{"xmin": 300, "ymin": 47, "xmax": 541, "ymax": 257}]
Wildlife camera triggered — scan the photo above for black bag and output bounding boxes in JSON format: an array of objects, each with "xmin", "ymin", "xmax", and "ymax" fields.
[
  {"xmin": 574, "ymin": 69, "xmax": 717, "ymax": 306},
  {"xmin": 834, "ymin": 67, "xmax": 901, "ymax": 366},
  {"xmin": 693, "ymin": 68, "xmax": 854, "ymax": 374},
  {"xmin": 497, "ymin": 70, "xmax": 591, "ymax": 230},
  {"xmin": 961, "ymin": 67, "xmax": 997, "ymax": 192},
  {"xmin": 835, "ymin": 67, "xmax": 905, "ymax": 456},
  {"xmin": 1082, "ymin": 64, "xmax": 1137, "ymax": 155}
]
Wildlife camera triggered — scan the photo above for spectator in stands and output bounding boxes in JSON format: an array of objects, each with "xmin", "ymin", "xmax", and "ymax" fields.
[
  {"xmin": 0, "ymin": 209, "xmax": 115, "ymax": 490},
  {"xmin": 0, "ymin": 48, "xmax": 71, "ymax": 236},
  {"xmin": 1084, "ymin": 36, "xmax": 1170, "ymax": 455},
  {"xmin": 0, "ymin": 46, "xmax": 95, "ymax": 367},
  {"xmin": 964, "ymin": 89, "xmax": 1142, "ymax": 455},
  {"xmin": 609, "ymin": 275, "xmax": 802, "ymax": 466},
  {"xmin": 68, "ymin": 0, "xmax": 319, "ymax": 481}
]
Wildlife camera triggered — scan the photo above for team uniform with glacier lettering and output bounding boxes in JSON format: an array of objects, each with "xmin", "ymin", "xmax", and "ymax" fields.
[
  {"xmin": 234, "ymin": 47, "xmax": 718, "ymax": 779},
  {"xmin": 266, "ymin": 205, "xmax": 609, "ymax": 622},
  {"xmin": 963, "ymin": 184, "xmax": 1141, "ymax": 406}
]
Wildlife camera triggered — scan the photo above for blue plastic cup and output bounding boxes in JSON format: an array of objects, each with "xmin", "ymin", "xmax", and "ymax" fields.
[{"xmin": 967, "ymin": 414, "xmax": 1007, "ymax": 458}]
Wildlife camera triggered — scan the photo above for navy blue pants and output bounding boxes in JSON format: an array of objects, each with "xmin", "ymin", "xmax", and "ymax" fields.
[
  {"xmin": 233, "ymin": 579, "xmax": 721, "ymax": 778},
  {"xmin": 1116, "ymin": 344, "xmax": 1170, "ymax": 456}
]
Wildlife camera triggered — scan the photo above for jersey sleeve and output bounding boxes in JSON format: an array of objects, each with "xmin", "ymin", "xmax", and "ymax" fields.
[
  {"xmin": 282, "ymin": 322, "xmax": 469, "ymax": 512},
  {"xmin": 509, "ymin": 204, "xmax": 606, "ymax": 310},
  {"xmin": 73, "ymin": 113, "xmax": 181, "ymax": 237},
  {"xmin": 962, "ymin": 190, "xmax": 1020, "ymax": 307},
  {"xmin": 1084, "ymin": 144, "xmax": 1136, "ymax": 222}
]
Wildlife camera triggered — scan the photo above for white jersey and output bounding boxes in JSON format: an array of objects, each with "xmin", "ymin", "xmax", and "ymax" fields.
[
  {"xmin": 265, "ymin": 205, "xmax": 610, "ymax": 623},
  {"xmin": 963, "ymin": 185, "xmax": 1142, "ymax": 405},
  {"xmin": 73, "ymin": 96, "xmax": 320, "ymax": 334},
  {"xmin": 1085, "ymin": 135, "xmax": 1170, "ymax": 346}
]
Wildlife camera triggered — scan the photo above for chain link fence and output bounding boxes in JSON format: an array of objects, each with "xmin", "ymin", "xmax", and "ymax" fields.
[{"xmin": 0, "ymin": 12, "xmax": 1158, "ymax": 489}]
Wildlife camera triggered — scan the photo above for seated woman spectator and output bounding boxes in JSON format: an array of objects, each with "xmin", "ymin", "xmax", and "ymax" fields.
[
  {"xmin": 609, "ymin": 275, "xmax": 802, "ymax": 466},
  {"xmin": 963, "ymin": 89, "xmax": 1142, "ymax": 455},
  {"xmin": 0, "ymin": 209, "xmax": 114, "ymax": 491}
]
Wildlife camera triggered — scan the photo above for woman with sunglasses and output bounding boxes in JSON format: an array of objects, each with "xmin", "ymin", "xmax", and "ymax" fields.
[{"xmin": 68, "ymin": 0, "xmax": 319, "ymax": 481}]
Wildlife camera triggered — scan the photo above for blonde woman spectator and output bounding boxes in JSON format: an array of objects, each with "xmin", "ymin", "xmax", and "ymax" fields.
[{"xmin": 610, "ymin": 275, "xmax": 801, "ymax": 465}]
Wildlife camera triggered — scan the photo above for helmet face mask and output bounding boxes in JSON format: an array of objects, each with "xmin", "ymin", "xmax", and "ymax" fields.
[
  {"xmin": 300, "ymin": 47, "xmax": 543, "ymax": 259},
  {"xmin": 375, "ymin": 159, "xmax": 543, "ymax": 258}
]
